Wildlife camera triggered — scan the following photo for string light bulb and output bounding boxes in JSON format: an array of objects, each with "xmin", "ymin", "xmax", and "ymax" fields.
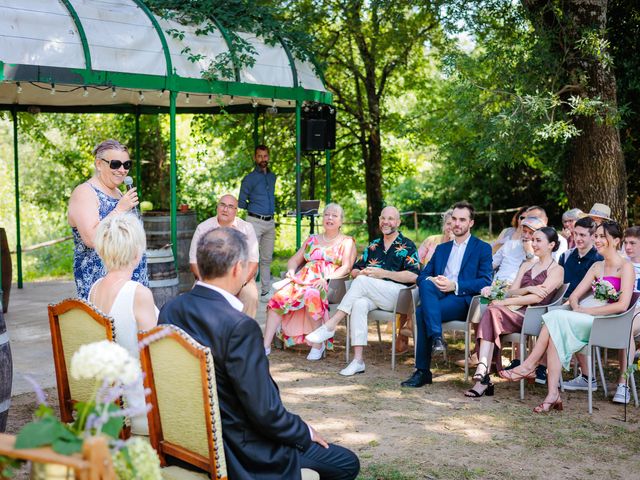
[
  {"xmin": 83, "ymin": 86, "xmax": 89, "ymax": 97},
  {"xmin": 185, "ymin": 93, "xmax": 190, "ymax": 104},
  {"xmin": 50, "ymin": 83, "xmax": 56, "ymax": 95},
  {"xmin": 252, "ymin": 99, "xmax": 258, "ymax": 108},
  {"xmin": 206, "ymin": 95, "xmax": 212, "ymax": 105},
  {"xmin": 229, "ymin": 95, "xmax": 235, "ymax": 105},
  {"xmin": 16, "ymin": 82, "xmax": 22, "ymax": 94},
  {"xmin": 158, "ymin": 89, "xmax": 165, "ymax": 97},
  {"xmin": 138, "ymin": 91, "xmax": 145, "ymax": 102},
  {"xmin": 111, "ymin": 87, "xmax": 117, "ymax": 98}
]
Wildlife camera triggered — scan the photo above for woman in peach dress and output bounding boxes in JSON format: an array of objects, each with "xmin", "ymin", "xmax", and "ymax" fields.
[{"xmin": 263, "ymin": 203, "xmax": 356, "ymax": 360}]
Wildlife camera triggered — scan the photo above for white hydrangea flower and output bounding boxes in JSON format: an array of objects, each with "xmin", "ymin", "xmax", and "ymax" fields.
[{"xmin": 70, "ymin": 340, "xmax": 141, "ymax": 385}]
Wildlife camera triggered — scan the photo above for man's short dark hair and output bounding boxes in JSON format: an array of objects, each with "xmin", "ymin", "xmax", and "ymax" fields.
[
  {"xmin": 197, "ymin": 228, "xmax": 248, "ymax": 280},
  {"xmin": 255, "ymin": 144, "xmax": 269, "ymax": 155},
  {"xmin": 451, "ymin": 201, "xmax": 475, "ymax": 220},
  {"xmin": 625, "ymin": 226, "xmax": 640, "ymax": 239},
  {"xmin": 575, "ymin": 216, "xmax": 596, "ymax": 233}
]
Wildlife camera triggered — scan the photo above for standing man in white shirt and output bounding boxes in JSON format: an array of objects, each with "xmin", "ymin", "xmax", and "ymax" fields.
[{"xmin": 189, "ymin": 194, "xmax": 260, "ymax": 318}]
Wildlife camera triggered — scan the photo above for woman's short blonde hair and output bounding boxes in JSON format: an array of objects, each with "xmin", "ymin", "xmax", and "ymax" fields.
[
  {"xmin": 95, "ymin": 213, "xmax": 146, "ymax": 271},
  {"xmin": 323, "ymin": 202, "xmax": 344, "ymax": 222}
]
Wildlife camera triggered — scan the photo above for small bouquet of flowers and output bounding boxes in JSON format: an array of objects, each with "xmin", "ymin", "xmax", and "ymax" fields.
[
  {"xmin": 591, "ymin": 278, "xmax": 621, "ymax": 302},
  {"xmin": 480, "ymin": 279, "xmax": 510, "ymax": 304},
  {"xmin": 9, "ymin": 340, "xmax": 161, "ymax": 479}
]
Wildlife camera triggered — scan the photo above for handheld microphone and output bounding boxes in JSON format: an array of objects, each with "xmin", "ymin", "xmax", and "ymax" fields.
[
  {"xmin": 123, "ymin": 176, "xmax": 139, "ymax": 216},
  {"xmin": 124, "ymin": 176, "xmax": 134, "ymax": 191}
]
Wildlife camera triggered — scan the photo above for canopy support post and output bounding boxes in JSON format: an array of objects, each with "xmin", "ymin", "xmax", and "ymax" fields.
[
  {"xmin": 11, "ymin": 110, "xmax": 22, "ymax": 289},
  {"xmin": 169, "ymin": 91, "xmax": 178, "ymax": 266},
  {"xmin": 295, "ymin": 101, "xmax": 302, "ymax": 249},
  {"xmin": 325, "ymin": 149, "xmax": 331, "ymax": 204},
  {"xmin": 135, "ymin": 110, "xmax": 141, "ymax": 192},
  {"xmin": 253, "ymin": 109, "xmax": 259, "ymax": 149}
]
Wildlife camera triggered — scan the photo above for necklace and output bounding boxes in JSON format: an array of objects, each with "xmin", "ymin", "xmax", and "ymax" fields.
[{"xmin": 322, "ymin": 232, "xmax": 340, "ymax": 242}]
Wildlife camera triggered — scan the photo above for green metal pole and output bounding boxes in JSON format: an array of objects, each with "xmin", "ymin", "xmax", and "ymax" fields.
[
  {"xmin": 135, "ymin": 111, "xmax": 141, "ymax": 192},
  {"xmin": 295, "ymin": 102, "xmax": 302, "ymax": 249},
  {"xmin": 11, "ymin": 110, "xmax": 22, "ymax": 288},
  {"xmin": 253, "ymin": 109, "xmax": 259, "ymax": 149},
  {"xmin": 325, "ymin": 149, "xmax": 331, "ymax": 204},
  {"xmin": 169, "ymin": 91, "xmax": 178, "ymax": 266}
]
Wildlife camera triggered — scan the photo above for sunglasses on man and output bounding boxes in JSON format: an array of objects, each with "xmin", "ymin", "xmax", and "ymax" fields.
[{"xmin": 100, "ymin": 158, "xmax": 132, "ymax": 170}]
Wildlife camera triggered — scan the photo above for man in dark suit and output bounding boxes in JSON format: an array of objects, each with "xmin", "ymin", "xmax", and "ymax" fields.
[
  {"xmin": 401, "ymin": 201, "xmax": 493, "ymax": 388},
  {"xmin": 159, "ymin": 228, "xmax": 359, "ymax": 479}
]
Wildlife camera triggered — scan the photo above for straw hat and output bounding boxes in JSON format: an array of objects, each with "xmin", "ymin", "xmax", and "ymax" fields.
[
  {"xmin": 521, "ymin": 216, "xmax": 546, "ymax": 231},
  {"xmin": 587, "ymin": 203, "xmax": 612, "ymax": 221}
]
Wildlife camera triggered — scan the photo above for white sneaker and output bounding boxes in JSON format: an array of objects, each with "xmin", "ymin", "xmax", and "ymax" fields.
[
  {"xmin": 306, "ymin": 343, "xmax": 325, "ymax": 361},
  {"xmin": 339, "ymin": 359, "xmax": 365, "ymax": 376},
  {"xmin": 305, "ymin": 324, "xmax": 335, "ymax": 344},
  {"xmin": 265, "ymin": 347, "xmax": 271, "ymax": 356},
  {"xmin": 562, "ymin": 374, "xmax": 597, "ymax": 391},
  {"xmin": 613, "ymin": 384, "xmax": 631, "ymax": 404}
]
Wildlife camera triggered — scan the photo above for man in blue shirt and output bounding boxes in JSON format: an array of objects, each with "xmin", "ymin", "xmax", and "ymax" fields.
[
  {"xmin": 559, "ymin": 216, "xmax": 602, "ymax": 297},
  {"xmin": 239, "ymin": 145, "xmax": 277, "ymax": 297}
]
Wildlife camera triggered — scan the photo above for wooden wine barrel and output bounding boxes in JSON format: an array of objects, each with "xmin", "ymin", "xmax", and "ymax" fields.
[
  {"xmin": 146, "ymin": 248, "xmax": 180, "ymax": 309},
  {"xmin": 0, "ymin": 228, "xmax": 12, "ymax": 313},
  {"xmin": 142, "ymin": 211, "xmax": 197, "ymax": 293},
  {"xmin": 0, "ymin": 309, "xmax": 12, "ymax": 432}
]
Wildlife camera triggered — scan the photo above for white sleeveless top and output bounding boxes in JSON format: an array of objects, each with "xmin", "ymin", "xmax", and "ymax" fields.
[{"xmin": 89, "ymin": 280, "xmax": 157, "ymax": 436}]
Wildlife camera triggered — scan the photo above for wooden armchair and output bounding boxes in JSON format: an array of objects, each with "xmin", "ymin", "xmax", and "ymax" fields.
[
  {"xmin": 47, "ymin": 298, "xmax": 116, "ymax": 423},
  {"xmin": 140, "ymin": 325, "xmax": 319, "ymax": 480},
  {"xmin": 0, "ymin": 433, "xmax": 115, "ymax": 479}
]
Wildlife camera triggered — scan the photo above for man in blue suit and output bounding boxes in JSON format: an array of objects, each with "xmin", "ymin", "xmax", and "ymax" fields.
[{"xmin": 402, "ymin": 201, "xmax": 493, "ymax": 388}]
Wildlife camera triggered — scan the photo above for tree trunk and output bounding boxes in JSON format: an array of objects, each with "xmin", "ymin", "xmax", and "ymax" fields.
[
  {"xmin": 563, "ymin": 0, "xmax": 626, "ymax": 224},
  {"xmin": 364, "ymin": 124, "xmax": 384, "ymax": 240}
]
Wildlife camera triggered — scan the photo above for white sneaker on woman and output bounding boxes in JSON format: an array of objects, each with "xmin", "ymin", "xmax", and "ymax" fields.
[
  {"xmin": 306, "ymin": 343, "xmax": 325, "ymax": 361},
  {"xmin": 339, "ymin": 359, "xmax": 365, "ymax": 376},
  {"xmin": 612, "ymin": 383, "xmax": 631, "ymax": 404},
  {"xmin": 305, "ymin": 324, "xmax": 335, "ymax": 344}
]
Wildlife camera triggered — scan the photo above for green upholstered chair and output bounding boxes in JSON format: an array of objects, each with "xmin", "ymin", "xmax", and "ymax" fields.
[
  {"xmin": 48, "ymin": 298, "xmax": 116, "ymax": 423},
  {"xmin": 140, "ymin": 325, "xmax": 320, "ymax": 480}
]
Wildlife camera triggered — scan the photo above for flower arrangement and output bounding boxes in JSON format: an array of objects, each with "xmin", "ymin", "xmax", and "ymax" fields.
[
  {"xmin": 8, "ymin": 340, "xmax": 160, "ymax": 478},
  {"xmin": 591, "ymin": 278, "xmax": 621, "ymax": 302},
  {"xmin": 481, "ymin": 279, "xmax": 510, "ymax": 303}
]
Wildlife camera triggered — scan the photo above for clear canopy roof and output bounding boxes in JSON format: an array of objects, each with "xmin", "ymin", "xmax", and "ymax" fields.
[{"xmin": 0, "ymin": 0, "xmax": 329, "ymax": 110}]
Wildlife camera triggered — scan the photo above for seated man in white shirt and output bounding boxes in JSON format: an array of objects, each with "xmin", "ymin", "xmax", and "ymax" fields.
[
  {"xmin": 189, "ymin": 194, "xmax": 260, "ymax": 318},
  {"xmin": 493, "ymin": 216, "xmax": 544, "ymax": 283}
]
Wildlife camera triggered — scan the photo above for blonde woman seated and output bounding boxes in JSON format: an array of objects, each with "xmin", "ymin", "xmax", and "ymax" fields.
[
  {"xmin": 90, "ymin": 213, "xmax": 158, "ymax": 434},
  {"xmin": 263, "ymin": 203, "xmax": 356, "ymax": 360},
  {"xmin": 417, "ymin": 209, "xmax": 453, "ymax": 264},
  {"xmin": 465, "ymin": 227, "xmax": 563, "ymax": 398},
  {"xmin": 501, "ymin": 221, "xmax": 635, "ymax": 413}
]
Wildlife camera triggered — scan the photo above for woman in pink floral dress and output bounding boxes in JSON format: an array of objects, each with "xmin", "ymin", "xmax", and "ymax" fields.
[{"xmin": 263, "ymin": 203, "xmax": 356, "ymax": 360}]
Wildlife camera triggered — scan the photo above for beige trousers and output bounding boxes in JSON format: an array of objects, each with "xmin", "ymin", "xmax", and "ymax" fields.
[
  {"xmin": 247, "ymin": 216, "xmax": 275, "ymax": 295},
  {"xmin": 338, "ymin": 275, "xmax": 404, "ymax": 346}
]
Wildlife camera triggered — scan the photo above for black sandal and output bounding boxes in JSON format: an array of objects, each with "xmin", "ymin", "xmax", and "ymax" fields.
[
  {"xmin": 472, "ymin": 362, "xmax": 489, "ymax": 382},
  {"xmin": 464, "ymin": 374, "xmax": 495, "ymax": 398}
]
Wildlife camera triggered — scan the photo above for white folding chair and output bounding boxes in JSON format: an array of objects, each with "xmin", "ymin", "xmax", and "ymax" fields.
[
  {"xmin": 579, "ymin": 292, "xmax": 640, "ymax": 413},
  {"xmin": 345, "ymin": 286, "xmax": 418, "ymax": 370},
  {"xmin": 442, "ymin": 296, "xmax": 484, "ymax": 381}
]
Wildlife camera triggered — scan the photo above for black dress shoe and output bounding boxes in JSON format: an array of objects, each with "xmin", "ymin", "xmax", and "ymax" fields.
[
  {"xmin": 401, "ymin": 370, "xmax": 433, "ymax": 388},
  {"xmin": 431, "ymin": 336, "xmax": 447, "ymax": 355}
]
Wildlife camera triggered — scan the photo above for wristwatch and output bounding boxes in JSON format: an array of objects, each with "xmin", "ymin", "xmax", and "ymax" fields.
[{"xmin": 525, "ymin": 252, "xmax": 534, "ymax": 260}]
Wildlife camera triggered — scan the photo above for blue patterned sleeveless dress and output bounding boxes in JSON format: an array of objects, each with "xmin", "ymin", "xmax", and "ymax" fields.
[{"xmin": 72, "ymin": 184, "xmax": 148, "ymax": 299}]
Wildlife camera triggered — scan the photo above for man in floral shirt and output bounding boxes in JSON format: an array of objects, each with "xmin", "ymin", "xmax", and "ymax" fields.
[{"xmin": 306, "ymin": 206, "xmax": 420, "ymax": 376}]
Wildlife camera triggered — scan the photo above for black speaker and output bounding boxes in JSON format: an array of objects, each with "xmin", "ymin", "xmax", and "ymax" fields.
[
  {"xmin": 301, "ymin": 103, "xmax": 336, "ymax": 151},
  {"xmin": 302, "ymin": 118, "xmax": 327, "ymax": 151}
]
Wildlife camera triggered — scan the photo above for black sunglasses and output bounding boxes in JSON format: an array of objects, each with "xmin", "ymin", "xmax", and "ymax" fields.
[
  {"xmin": 100, "ymin": 158, "xmax": 132, "ymax": 170},
  {"xmin": 519, "ymin": 215, "xmax": 526, "ymax": 220}
]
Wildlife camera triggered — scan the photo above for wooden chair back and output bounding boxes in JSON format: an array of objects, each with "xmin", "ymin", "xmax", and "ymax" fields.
[
  {"xmin": 139, "ymin": 325, "xmax": 227, "ymax": 480},
  {"xmin": 48, "ymin": 298, "xmax": 115, "ymax": 423}
]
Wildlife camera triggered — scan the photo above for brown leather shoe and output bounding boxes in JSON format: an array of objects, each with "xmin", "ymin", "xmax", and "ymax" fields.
[{"xmin": 455, "ymin": 353, "xmax": 479, "ymax": 368}]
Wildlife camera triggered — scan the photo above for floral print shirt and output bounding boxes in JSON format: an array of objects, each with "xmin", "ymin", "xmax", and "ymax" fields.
[{"xmin": 353, "ymin": 231, "xmax": 420, "ymax": 285}]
